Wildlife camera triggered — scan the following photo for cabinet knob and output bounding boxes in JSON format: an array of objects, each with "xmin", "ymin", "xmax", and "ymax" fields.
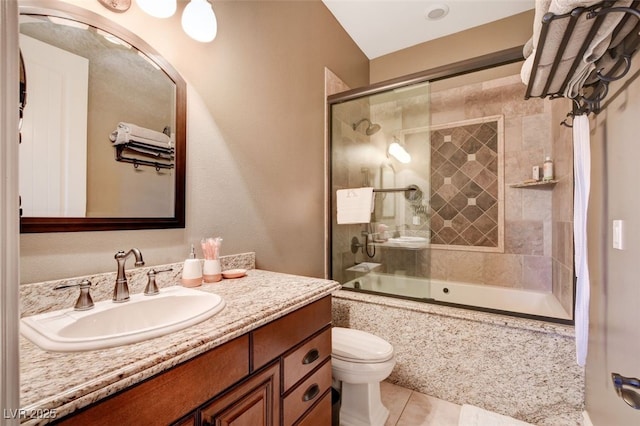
[
  {"xmin": 302, "ymin": 384, "xmax": 320, "ymax": 402},
  {"xmin": 302, "ymin": 348, "xmax": 320, "ymax": 365}
]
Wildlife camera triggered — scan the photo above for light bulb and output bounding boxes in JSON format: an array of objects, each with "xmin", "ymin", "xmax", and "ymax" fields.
[
  {"xmin": 182, "ymin": 0, "xmax": 218, "ymax": 43},
  {"xmin": 388, "ymin": 142, "xmax": 411, "ymax": 164},
  {"xmin": 135, "ymin": 0, "xmax": 177, "ymax": 18}
]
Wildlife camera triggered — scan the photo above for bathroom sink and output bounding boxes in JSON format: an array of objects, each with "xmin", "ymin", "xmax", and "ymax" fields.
[
  {"xmin": 20, "ymin": 286, "xmax": 225, "ymax": 352},
  {"xmin": 386, "ymin": 236, "xmax": 429, "ymax": 248}
]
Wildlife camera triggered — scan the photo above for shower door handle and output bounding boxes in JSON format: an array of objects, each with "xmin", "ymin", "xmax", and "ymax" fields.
[{"xmin": 611, "ymin": 372, "xmax": 640, "ymax": 410}]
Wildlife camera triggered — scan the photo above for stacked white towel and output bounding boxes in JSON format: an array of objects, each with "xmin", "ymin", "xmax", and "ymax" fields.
[
  {"xmin": 109, "ymin": 122, "xmax": 173, "ymax": 149},
  {"xmin": 336, "ymin": 187, "xmax": 374, "ymax": 224},
  {"xmin": 521, "ymin": 0, "xmax": 634, "ymax": 98}
]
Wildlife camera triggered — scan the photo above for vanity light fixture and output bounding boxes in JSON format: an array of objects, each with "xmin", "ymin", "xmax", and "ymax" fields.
[
  {"xmin": 135, "ymin": 0, "xmax": 177, "ymax": 19},
  {"xmin": 182, "ymin": 0, "xmax": 218, "ymax": 43},
  {"xmin": 100, "ymin": 0, "xmax": 218, "ymax": 43},
  {"xmin": 388, "ymin": 138, "xmax": 411, "ymax": 164}
]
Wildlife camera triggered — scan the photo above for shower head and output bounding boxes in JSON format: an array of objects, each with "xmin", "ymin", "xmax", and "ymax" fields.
[{"xmin": 352, "ymin": 118, "xmax": 381, "ymax": 136}]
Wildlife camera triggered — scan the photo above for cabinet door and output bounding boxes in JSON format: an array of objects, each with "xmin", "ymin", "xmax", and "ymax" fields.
[{"xmin": 201, "ymin": 362, "xmax": 280, "ymax": 426}]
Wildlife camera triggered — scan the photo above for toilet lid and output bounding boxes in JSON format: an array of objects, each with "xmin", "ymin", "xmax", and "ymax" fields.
[{"xmin": 332, "ymin": 327, "xmax": 394, "ymax": 363}]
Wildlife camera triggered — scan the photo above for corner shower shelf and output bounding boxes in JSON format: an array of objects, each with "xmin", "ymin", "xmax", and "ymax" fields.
[{"xmin": 509, "ymin": 180, "xmax": 558, "ymax": 188}]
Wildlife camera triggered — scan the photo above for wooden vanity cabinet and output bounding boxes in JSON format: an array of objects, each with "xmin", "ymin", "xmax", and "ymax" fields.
[
  {"xmin": 54, "ymin": 296, "xmax": 333, "ymax": 426},
  {"xmin": 200, "ymin": 361, "xmax": 280, "ymax": 425}
]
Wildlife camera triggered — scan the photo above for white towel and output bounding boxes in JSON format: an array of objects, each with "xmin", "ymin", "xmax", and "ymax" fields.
[
  {"xmin": 573, "ymin": 114, "xmax": 591, "ymax": 367},
  {"xmin": 109, "ymin": 122, "xmax": 172, "ymax": 148},
  {"xmin": 336, "ymin": 187, "xmax": 374, "ymax": 224},
  {"xmin": 522, "ymin": 0, "xmax": 631, "ymax": 96},
  {"xmin": 459, "ymin": 404, "xmax": 534, "ymax": 426}
]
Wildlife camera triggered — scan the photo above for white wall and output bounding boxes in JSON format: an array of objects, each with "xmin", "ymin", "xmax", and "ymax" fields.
[{"xmin": 585, "ymin": 68, "xmax": 640, "ymax": 424}]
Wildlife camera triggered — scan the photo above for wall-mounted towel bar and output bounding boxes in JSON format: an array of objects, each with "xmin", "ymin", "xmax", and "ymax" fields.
[
  {"xmin": 115, "ymin": 145, "xmax": 174, "ymax": 171},
  {"xmin": 373, "ymin": 185, "xmax": 417, "ymax": 193},
  {"xmin": 524, "ymin": 1, "xmax": 640, "ymax": 116}
]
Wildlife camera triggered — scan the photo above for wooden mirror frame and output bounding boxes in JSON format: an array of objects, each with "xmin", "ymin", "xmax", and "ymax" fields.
[{"xmin": 19, "ymin": 0, "xmax": 186, "ymax": 233}]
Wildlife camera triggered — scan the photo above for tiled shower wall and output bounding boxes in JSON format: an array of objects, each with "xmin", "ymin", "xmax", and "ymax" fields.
[{"xmin": 429, "ymin": 75, "xmax": 573, "ymax": 314}]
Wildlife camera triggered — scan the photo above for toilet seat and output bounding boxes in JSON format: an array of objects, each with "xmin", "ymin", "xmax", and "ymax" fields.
[{"xmin": 332, "ymin": 327, "xmax": 394, "ymax": 363}]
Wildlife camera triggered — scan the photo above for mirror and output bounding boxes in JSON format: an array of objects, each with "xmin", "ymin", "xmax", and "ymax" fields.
[{"xmin": 19, "ymin": 1, "xmax": 186, "ymax": 233}]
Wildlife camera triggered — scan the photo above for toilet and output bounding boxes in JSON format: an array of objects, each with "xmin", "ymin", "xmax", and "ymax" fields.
[{"xmin": 331, "ymin": 327, "xmax": 396, "ymax": 426}]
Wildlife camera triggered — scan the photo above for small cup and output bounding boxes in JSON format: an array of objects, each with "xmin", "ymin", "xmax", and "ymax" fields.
[
  {"xmin": 203, "ymin": 259, "xmax": 222, "ymax": 283},
  {"xmin": 181, "ymin": 259, "xmax": 202, "ymax": 287}
]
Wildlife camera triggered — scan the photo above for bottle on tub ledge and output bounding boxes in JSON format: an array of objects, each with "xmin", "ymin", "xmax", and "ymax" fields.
[
  {"xmin": 181, "ymin": 244, "xmax": 203, "ymax": 287},
  {"xmin": 543, "ymin": 156, "xmax": 554, "ymax": 182},
  {"xmin": 201, "ymin": 237, "xmax": 223, "ymax": 283}
]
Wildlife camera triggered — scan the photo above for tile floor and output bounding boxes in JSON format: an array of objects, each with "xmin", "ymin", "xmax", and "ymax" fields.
[{"xmin": 381, "ymin": 381, "xmax": 461, "ymax": 426}]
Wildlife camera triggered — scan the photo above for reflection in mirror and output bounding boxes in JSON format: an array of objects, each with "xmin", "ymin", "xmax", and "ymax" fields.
[{"xmin": 19, "ymin": 2, "xmax": 186, "ymax": 232}]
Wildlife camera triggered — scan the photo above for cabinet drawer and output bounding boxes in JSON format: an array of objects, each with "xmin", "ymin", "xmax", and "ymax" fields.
[
  {"xmin": 295, "ymin": 390, "xmax": 332, "ymax": 426},
  {"xmin": 252, "ymin": 296, "xmax": 331, "ymax": 370},
  {"xmin": 282, "ymin": 361, "xmax": 332, "ymax": 426},
  {"xmin": 283, "ymin": 327, "xmax": 331, "ymax": 392}
]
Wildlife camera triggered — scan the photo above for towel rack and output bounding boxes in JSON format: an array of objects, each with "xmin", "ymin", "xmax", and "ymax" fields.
[
  {"xmin": 525, "ymin": 1, "xmax": 640, "ymax": 116},
  {"xmin": 372, "ymin": 185, "xmax": 418, "ymax": 193},
  {"xmin": 115, "ymin": 145, "xmax": 174, "ymax": 171}
]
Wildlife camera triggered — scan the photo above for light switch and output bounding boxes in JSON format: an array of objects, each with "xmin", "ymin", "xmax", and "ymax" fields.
[{"xmin": 613, "ymin": 220, "xmax": 624, "ymax": 250}]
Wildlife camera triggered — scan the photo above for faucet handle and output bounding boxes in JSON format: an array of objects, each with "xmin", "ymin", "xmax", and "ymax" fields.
[
  {"xmin": 54, "ymin": 279, "xmax": 94, "ymax": 311},
  {"xmin": 144, "ymin": 268, "xmax": 173, "ymax": 296}
]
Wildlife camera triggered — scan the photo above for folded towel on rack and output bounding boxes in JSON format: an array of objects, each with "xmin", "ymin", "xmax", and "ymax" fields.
[
  {"xmin": 564, "ymin": 62, "xmax": 596, "ymax": 98},
  {"xmin": 521, "ymin": 55, "xmax": 578, "ymax": 96},
  {"xmin": 122, "ymin": 144, "xmax": 174, "ymax": 160},
  {"xmin": 336, "ymin": 187, "xmax": 374, "ymax": 225},
  {"xmin": 123, "ymin": 140, "xmax": 174, "ymax": 154},
  {"xmin": 109, "ymin": 122, "xmax": 172, "ymax": 149},
  {"xmin": 522, "ymin": 0, "xmax": 633, "ymax": 97},
  {"xmin": 584, "ymin": 24, "xmax": 640, "ymax": 86}
]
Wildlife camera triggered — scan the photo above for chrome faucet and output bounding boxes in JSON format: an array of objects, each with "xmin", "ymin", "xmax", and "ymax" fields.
[{"xmin": 113, "ymin": 248, "xmax": 145, "ymax": 303}]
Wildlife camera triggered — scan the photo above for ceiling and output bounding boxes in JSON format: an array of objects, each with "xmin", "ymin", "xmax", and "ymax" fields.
[{"xmin": 322, "ymin": 0, "xmax": 535, "ymax": 59}]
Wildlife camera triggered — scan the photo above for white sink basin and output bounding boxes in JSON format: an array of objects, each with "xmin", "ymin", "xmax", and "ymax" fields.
[
  {"xmin": 386, "ymin": 236, "xmax": 429, "ymax": 248},
  {"xmin": 21, "ymin": 286, "xmax": 225, "ymax": 352}
]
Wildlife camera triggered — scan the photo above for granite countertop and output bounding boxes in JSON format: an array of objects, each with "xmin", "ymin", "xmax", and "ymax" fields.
[{"xmin": 19, "ymin": 268, "xmax": 341, "ymax": 425}]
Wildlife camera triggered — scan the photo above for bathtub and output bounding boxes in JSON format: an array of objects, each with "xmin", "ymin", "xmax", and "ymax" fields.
[{"xmin": 342, "ymin": 272, "xmax": 571, "ymax": 321}]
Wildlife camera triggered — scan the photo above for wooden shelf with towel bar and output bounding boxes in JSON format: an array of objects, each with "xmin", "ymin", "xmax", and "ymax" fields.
[{"xmin": 523, "ymin": 1, "xmax": 640, "ymax": 121}]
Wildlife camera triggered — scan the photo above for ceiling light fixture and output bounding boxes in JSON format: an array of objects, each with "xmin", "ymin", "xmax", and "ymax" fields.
[{"xmin": 424, "ymin": 4, "xmax": 449, "ymax": 21}]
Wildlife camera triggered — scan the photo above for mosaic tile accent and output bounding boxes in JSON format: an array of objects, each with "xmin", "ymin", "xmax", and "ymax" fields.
[{"xmin": 430, "ymin": 116, "xmax": 503, "ymax": 250}]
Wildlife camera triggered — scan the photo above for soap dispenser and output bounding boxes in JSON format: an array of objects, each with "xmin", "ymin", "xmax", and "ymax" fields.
[{"xmin": 181, "ymin": 244, "xmax": 202, "ymax": 287}]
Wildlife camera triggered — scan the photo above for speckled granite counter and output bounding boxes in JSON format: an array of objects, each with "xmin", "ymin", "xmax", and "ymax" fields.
[{"xmin": 19, "ymin": 253, "xmax": 340, "ymax": 425}]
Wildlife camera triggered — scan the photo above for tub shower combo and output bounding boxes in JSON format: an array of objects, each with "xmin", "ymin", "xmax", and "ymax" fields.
[{"xmin": 328, "ymin": 55, "xmax": 575, "ymax": 324}]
